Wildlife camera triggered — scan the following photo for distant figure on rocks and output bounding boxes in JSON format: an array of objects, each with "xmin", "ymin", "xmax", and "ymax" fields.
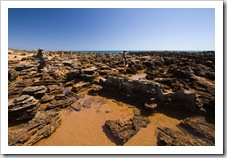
[
  {"xmin": 36, "ymin": 48, "xmax": 46, "ymax": 72},
  {"xmin": 36, "ymin": 48, "xmax": 44, "ymax": 59},
  {"xmin": 122, "ymin": 50, "xmax": 127, "ymax": 66}
]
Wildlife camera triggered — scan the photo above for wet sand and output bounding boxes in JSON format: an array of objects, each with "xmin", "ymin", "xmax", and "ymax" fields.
[{"xmin": 34, "ymin": 95, "xmax": 181, "ymax": 146}]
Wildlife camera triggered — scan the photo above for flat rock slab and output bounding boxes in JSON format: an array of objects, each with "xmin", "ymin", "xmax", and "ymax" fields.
[
  {"xmin": 22, "ymin": 85, "xmax": 47, "ymax": 99},
  {"xmin": 105, "ymin": 116, "xmax": 150, "ymax": 144},
  {"xmin": 8, "ymin": 95, "xmax": 39, "ymax": 122}
]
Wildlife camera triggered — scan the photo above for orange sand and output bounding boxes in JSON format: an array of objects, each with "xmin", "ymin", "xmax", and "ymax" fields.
[{"xmin": 34, "ymin": 95, "xmax": 182, "ymax": 146}]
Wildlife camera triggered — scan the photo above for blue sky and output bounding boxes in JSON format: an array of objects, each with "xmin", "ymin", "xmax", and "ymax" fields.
[{"xmin": 8, "ymin": 8, "xmax": 215, "ymax": 51}]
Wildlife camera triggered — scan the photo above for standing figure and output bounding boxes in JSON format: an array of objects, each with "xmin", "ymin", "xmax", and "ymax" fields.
[{"xmin": 122, "ymin": 49, "xmax": 127, "ymax": 66}]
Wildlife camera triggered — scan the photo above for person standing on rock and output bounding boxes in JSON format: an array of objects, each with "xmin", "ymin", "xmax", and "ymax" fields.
[{"xmin": 122, "ymin": 49, "xmax": 127, "ymax": 66}]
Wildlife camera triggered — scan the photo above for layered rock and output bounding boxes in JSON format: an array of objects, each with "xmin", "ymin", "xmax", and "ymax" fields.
[
  {"xmin": 101, "ymin": 75, "xmax": 201, "ymax": 112},
  {"xmin": 8, "ymin": 95, "xmax": 39, "ymax": 122},
  {"xmin": 101, "ymin": 75, "xmax": 163, "ymax": 100},
  {"xmin": 46, "ymin": 98, "xmax": 75, "ymax": 110},
  {"xmin": 64, "ymin": 68, "xmax": 81, "ymax": 82},
  {"xmin": 8, "ymin": 69, "xmax": 19, "ymax": 81},
  {"xmin": 8, "ymin": 110, "xmax": 61, "ymax": 146},
  {"xmin": 22, "ymin": 85, "xmax": 47, "ymax": 99}
]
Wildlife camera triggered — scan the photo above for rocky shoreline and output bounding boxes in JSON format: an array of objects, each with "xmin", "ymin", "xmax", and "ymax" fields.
[{"xmin": 8, "ymin": 49, "xmax": 215, "ymax": 146}]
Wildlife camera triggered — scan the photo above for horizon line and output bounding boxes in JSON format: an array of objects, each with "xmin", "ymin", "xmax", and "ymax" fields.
[{"xmin": 8, "ymin": 48, "xmax": 215, "ymax": 52}]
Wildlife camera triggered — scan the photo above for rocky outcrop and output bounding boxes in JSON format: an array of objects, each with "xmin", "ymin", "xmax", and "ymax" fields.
[
  {"xmin": 8, "ymin": 95, "xmax": 39, "ymax": 122},
  {"xmin": 46, "ymin": 98, "xmax": 75, "ymax": 110},
  {"xmin": 105, "ymin": 116, "xmax": 150, "ymax": 144},
  {"xmin": 8, "ymin": 69, "xmax": 19, "ymax": 81},
  {"xmin": 102, "ymin": 75, "xmax": 164, "ymax": 100},
  {"xmin": 163, "ymin": 90, "xmax": 198, "ymax": 112},
  {"xmin": 22, "ymin": 85, "xmax": 47, "ymax": 99},
  {"xmin": 64, "ymin": 68, "xmax": 81, "ymax": 82},
  {"xmin": 157, "ymin": 116, "xmax": 214, "ymax": 146},
  {"xmin": 101, "ymin": 75, "xmax": 201, "ymax": 112},
  {"xmin": 32, "ymin": 72, "xmax": 63, "ymax": 86},
  {"xmin": 9, "ymin": 110, "xmax": 61, "ymax": 146}
]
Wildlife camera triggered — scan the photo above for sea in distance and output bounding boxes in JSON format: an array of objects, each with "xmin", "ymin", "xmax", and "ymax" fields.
[{"xmin": 65, "ymin": 50, "xmax": 213, "ymax": 54}]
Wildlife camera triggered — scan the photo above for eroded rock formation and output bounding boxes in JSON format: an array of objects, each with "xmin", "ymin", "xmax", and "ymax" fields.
[
  {"xmin": 9, "ymin": 110, "xmax": 61, "ymax": 146},
  {"xmin": 8, "ymin": 49, "xmax": 215, "ymax": 146},
  {"xmin": 105, "ymin": 116, "xmax": 150, "ymax": 144}
]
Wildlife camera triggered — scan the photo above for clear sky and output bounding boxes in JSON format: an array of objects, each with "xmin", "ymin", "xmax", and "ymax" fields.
[{"xmin": 8, "ymin": 8, "xmax": 215, "ymax": 51}]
